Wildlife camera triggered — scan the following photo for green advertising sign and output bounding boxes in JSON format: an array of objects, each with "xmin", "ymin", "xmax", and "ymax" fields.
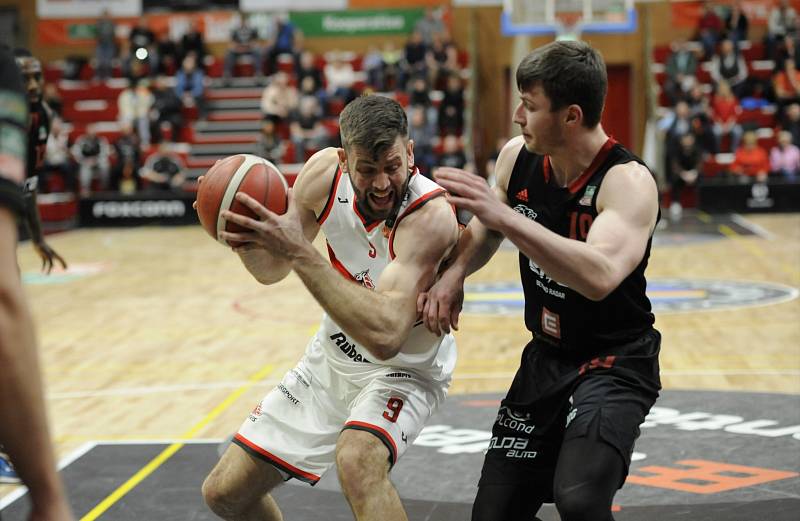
[
  {"xmin": 67, "ymin": 23, "xmax": 96, "ymax": 40},
  {"xmin": 289, "ymin": 8, "xmax": 424, "ymax": 37}
]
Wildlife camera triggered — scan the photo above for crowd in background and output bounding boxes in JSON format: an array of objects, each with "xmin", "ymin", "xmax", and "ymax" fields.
[
  {"xmin": 37, "ymin": 7, "xmax": 471, "ymax": 199},
  {"xmin": 659, "ymin": 0, "xmax": 800, "ymax": 219}
]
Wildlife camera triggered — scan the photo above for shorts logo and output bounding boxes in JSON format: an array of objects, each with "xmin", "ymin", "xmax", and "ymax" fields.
[
  {"xmin": 354, "ymin": 269, "xmax": 375, "ymax": 290},
  {"xmin": 277, "ymin": 384, "xmax": 299, "ymax": 406},
  {"xmin": 248, "ymin": 401, "xmax": 263, "ymax": 422},
  {"xmin": 496, "ymin": 406, "xmax": 535, "ymax": 434},
  {"xmin": 386, "ymin": 372, "xmax": 413, "ymax": 379},
  {"xmin": 541, "ymin": 307, "xmax": 561, "ymax": 338},
  {"xmin": 329, "ymin": 332, "xmax": 372, "ymax": 363},
  {"xmin": 291, "ymin": 368, "xmax": 310, "ymax": 388},
  {"xmin": 488, "ymin": 436, "xmax": 538, "ymax": 459}
]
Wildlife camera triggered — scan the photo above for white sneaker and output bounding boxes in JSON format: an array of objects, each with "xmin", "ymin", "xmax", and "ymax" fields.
[{"xmin": 669, "ymin": 201, "xmax": 683, "ymax": 221}]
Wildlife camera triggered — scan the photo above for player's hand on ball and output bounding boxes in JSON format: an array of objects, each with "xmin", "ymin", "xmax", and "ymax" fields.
[{"xmin": 219, "ymin": 189, "xmax": 308, "ymax": 261}]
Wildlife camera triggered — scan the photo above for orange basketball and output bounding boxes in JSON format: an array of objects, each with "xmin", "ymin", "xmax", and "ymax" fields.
[{"xmin": 195, "ymin": 154, "xmax": 288, "ymax": 247}]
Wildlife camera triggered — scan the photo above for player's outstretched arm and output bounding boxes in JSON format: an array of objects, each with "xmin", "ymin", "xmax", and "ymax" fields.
[{"xmin": 419, "ymin": 137, "xmax": 520, "ymax": 335}]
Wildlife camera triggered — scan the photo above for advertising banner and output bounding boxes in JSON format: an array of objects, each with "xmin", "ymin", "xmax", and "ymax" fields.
[
  {"xmin": 37, "ymin": 0, "xmax": 142, "ymax": 19},
  {"xmin": 240, "ymin": 0, "xmax": 346, "ymax": 11},
  {"xmin": 289, "ymin": 8, "xmax": 425, "ymax": 37}
]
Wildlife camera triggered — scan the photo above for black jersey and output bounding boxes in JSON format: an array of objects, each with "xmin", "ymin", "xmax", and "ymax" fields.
[
  {"xmin": 506, "ymin": 138, "xmax": 657, "ymax": 356},
  {"xmin": 26, "ymin": 101, "xmax": 50, "ymax": 177}
]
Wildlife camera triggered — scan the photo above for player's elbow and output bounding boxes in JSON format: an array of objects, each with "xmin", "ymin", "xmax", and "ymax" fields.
[
  {"xmin": 582, "ymin": 273, "xmax": 620, "ymax": 301},
  {"xmin": 364, "ymin": 332, "xmax": 404, "ymax": 361}
]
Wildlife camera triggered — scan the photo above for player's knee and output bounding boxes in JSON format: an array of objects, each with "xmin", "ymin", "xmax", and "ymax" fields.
[
  {"xmin": 553, "ymin": 481, "xmax": 612, "ymax": 521},
  {"xmin": 336, "ymin": 432, "xmax": 390, "ymax": 501},
  {"xmin": 202, "ymin": 472, "xmax": 246, "ymax": 517}
]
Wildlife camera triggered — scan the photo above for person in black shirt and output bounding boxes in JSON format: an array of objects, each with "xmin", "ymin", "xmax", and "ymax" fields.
[
  {"xmin": 419, "ymin": 41, "xmax": 661, "ymax": 521},
  {"xmin": 179, "ymin": 20, "xmax": 207, "ymax": 69},
  {"xmin": 14, "ymin": 48, "xmax": 66, "ymax": 273}
]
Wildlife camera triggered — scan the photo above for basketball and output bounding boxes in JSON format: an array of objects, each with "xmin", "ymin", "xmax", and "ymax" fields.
[{"xmin": 195, "ymin": 154, "xmax": 288, "ymax": 247}]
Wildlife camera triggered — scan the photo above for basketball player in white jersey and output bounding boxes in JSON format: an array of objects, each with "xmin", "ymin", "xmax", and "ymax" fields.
[{"xmin": 201, "ymin": 95, "xmax": 460, "ymax": 521}]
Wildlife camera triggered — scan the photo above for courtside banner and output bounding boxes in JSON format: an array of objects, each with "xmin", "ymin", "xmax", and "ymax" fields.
[
  {"xmin": 240, "ymin": 0, "xmax": 346, "ymax": 10},
  {"xmin": 79, "ymin": 194, "xmax": 199, "ymax": 227},
  {"xmin": 289, "ymin": 9, "xmax": 425, "ymax": 37},
  {"xmin": 37, "ymin": 0, "xmax": 141, "ymax": 19}
]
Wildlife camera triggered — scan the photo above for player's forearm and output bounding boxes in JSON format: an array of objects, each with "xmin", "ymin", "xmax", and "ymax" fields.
[
  {"xmin": 291, "ymin": 246, "xmax": 412, "ymax": 360},
  {"xmin": 237, "ymin": 248, "xmax": 292, "ymax": 285},
  {"xmin": 498, "ymin": 210, "xmax": 617, "ymax": 301},
  {"xmin": 22, "ymin": 188, "xmax": 45, "ymax": 244},
  {"xmin": 449, "ymin": 219, "xmax": 504, "ymax": 279}
]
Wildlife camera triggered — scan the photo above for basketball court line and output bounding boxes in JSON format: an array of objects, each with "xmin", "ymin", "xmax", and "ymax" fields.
[
  {"xmin": 730, "ymin": 213, "xmax": 776, "ymax": 240},
  {"xmin": 717, "ymin": 224, "xmax": 800, "ymax": 281},
  {"xmin": 38, "ymin": 367, "xmax": 800, "ymax": 406},
  {"xmin": 77, "ymin": 363, "xmax": 275, "ymax": 521}
]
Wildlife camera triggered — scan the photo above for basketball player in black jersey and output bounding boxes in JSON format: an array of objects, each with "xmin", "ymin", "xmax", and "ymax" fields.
[
  {"xmin": 419, "ymin": 40, "xmax": 661, "ymax": 521},
  {"xmin": 0, "ymin": 44, "xmax": 74, "ymax": 521},
  {"xmin": 14, "ymin": 48, "xmax": 67, "ymax": 274}
]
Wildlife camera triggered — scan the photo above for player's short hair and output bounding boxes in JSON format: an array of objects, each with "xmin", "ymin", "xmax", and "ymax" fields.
[
  {"xmin": 516, "ymin": 40, "xmax": 607, "ymax": 128},
  {"xmin": 339, "ymin": 95, "xmax": 408, "ymax": 160}
]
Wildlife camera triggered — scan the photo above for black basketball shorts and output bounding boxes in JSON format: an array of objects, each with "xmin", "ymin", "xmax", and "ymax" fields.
[{"xmin": 478, "ymin": 328, "xmax": 662, "ymax": 496}]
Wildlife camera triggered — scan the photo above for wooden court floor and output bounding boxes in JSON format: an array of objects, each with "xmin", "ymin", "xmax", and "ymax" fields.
[{"xmin": 2, "ymin": 212, "xmax": 799, "ymax": 507}]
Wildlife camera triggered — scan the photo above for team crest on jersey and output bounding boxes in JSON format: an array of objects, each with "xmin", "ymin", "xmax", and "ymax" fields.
[
  {"xmin": 354, "ymin": 269, "xmax": 375, "ymax": 289},
  {"xmin": 579, "ymin": 185, "xmax": 596, "ymax": 206},
  {"xmin": 513, "ymin": 204, "xmax": 537, "ymax": 221}
]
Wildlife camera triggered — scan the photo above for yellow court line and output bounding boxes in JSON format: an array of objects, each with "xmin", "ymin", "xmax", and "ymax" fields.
[
  {"xmin": 79, "ymin": 364, "xmax": 274, "ymax": 521},
  {"xmin": 718, "ymin": 224, "xmax": 800, "ymax": 281}
]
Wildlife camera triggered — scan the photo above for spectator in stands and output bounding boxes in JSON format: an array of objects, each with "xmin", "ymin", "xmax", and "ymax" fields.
[
  {"xmin": 724, "ymin": 0, "xmax": 749, "ymax": 44},
  {"xmin": 296, "ymin": 50, "xmax": 324, "ymax": 92},
  {"xmin": 684, "ymin": 83, "xmax": 710, "ymax": 116},
  {"xmin": 780, "ymin": 102, "xmax": 800, "ymax": 145},
  {"xmin": 441, "ymin": 43, "xmax": 462, "ymax": 84},
  {"xmin": 95, "ymin": 9, "xmax": 116, "ymax": 81},
  {"xmin": 363, "ymin": 45, "xmax": 385, "ymax": 91},
  {"xmin": 324, "ymin": 52, "xmax": 357, "ymax": 108},
  {"xmin": 426, "ymin": 33, "xmax": 450, "ymax": 90},
  {"xmin": 437, "ymin": 134, "xmax": 467, "ymax": 170},
  {"xmin": 438, "ymin": 72, "xmax": 465, "ymax": 135},
  {"xmin": 71, "ymin": 130, "xmax": 110, "ymax": 196},
  {"xmin": 668, "ymin": 132, "xmax": 703, "ymax": 221},
  {"xmin": 402, "ymin": 31, "xmax": 428, "ymax": 90},
  {"xmin": 155, "ymin": 31, "xmax": 179, "ymax": 76},
  {"xmin": 175, "ymin": 52, "xmax": 206, "ymax": 120},
  {"xmin": 180, "ymin": 20, "xmax": 207, "ymax": 70},
  {"xmin": 407, "ymin": 104, "xmax": 437, "ymax": 176},
  {"xmin": 260, "ymin": 71, "xmax": 298, "ymax": 126},
  {"xmin": 484, "ymin": 136, "xmax": 507, "ymax": 186},
  {"xmin": 224, "ymin": 13, "xmax": 262, "ymax": 83},
  {"xmin": 118, "ymin": 78, "xmax": 154, "ymax": 146},
  {"xmin": 140, "ymin": 143, "xmax": 186, "ymax": 191},
  {"xmin": 255, "ymin": 117, "xmax": 286, "ymax": 165},
  {"xmin": 128, "ymin": 18, "xmax": 157, "ymax": 76},
  {"xmin": 774, "ymin": 59, "xmax": 800, "ymax": 116},
  {"xmin": 415, "ymin": 6, "xmax": 446, "ymax": 46},
  {"xmin": 42, "ymin": 116, "xmax": 75, "ymax": 193},
  {"xmin": 767, "ymin": 0, "xmax": 798, "ymax": 61},
  {"xmin": 731, "ymin": 129, "xmax": 770, "ymax": 182},
  {"xmin": 770, "ymin": 129, "xmax": 800, "ymax": 179},
  {"xmin": 664, "ymin": 39, "xmax": 698, "ymax": 105},
  {"xmin": 150, "ymin": 75, "xmax": 183, "ymax": 143},
  {"xmin": 381, "ymin": 42, "xmax": 402, "ymax": 91},
  {"xmin": 710, "ymin": 38, "xmax": 749, "ymax": 99},
  {"xmin": 290, "ymin": 95, "xmax": 328, "ymax": 162},
  {"xmin": 711, "ymin": 80, "xmax": 743, "ymax": 152},
  {"xmin": 775, "ymin": 33, "xmax": 800, "ymax": 72},
  {"xmin": 110, "ymin": 123, "xmax": 142, "ymax": 195},
  {"xmin": 265, "ymin": 14, "xmax": 296, "ymax": 76},
  {"xmin": 696, "ymin": 0, "xmax": 723, "ymax": 60}
]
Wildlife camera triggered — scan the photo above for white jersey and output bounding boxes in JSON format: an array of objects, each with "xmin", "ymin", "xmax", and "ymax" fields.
[{"xmin": 314, "ymin": 166, "xmax": 457, "ymax": 381}]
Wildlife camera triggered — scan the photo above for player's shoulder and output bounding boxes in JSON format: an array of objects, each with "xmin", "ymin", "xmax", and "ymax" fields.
[
  {"xmin": 598, "ymin": 160, "xmax": 658, "ymax": 211},
  {"xmin": 292, "ymin": 147, "xmax": 340, "ymax": 212},
  {"xmin": 396, "ymin": 192, "xmax": 458, "ymax": 248},
  {"xmin": 494, "ymin": 135, "xmax": 526, "ymax": 193}
]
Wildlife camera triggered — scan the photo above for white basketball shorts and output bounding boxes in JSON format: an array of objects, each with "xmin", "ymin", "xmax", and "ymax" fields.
[{"xmin": 233, "ymin": 333, "xmax": 452, "ymax": 484}]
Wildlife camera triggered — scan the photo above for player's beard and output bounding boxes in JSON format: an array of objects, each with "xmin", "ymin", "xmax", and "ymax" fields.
[{"xmin": 353, "ymin": 185, "xmax": 403, "ymax": 222}]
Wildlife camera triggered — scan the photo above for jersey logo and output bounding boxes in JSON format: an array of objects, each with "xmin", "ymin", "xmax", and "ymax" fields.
[
  {"xmin": 367, "ymin": 241, "xmax": 377, "ymax": 258},
  {"xmin": 513, "ymin": 204, "xmax": 537, "ymax": 221},
  {"xmin": 579, "ymin": 185, "xmax": 596, "ymax": 206},
  {"xmin": 354, "ymin": 269, "xmax": 375, "ymax": 290},
  {"xmin": 541, "ymin": 307, "xmax": 562, "ymax": 339},
  {"xmin": 515, "ymin": 188, "xmax": 529, "ymax": 202},
  {"xmin": 338, "ymin": 196, "xmax": 349, "ymax": 203}
]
